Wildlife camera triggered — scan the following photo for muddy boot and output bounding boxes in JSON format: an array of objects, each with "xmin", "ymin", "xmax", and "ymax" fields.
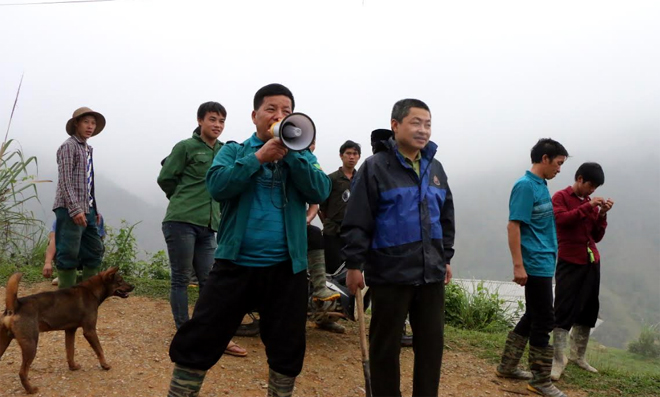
[
  {"xmin": 57, "ymin": 269, "xmax": 77, "ymax": 289},
  {"xmin": 308, "ymin": 250, "xmax": 340, "ymax": 302},
  {"xmin": 569, "ymin": 325, "xmax": 598, "ymax": 373},
  {"xmin": 267, "ymin": 368, "xmax": 296, "ymax": 397},
  {"xmin": 551, "ymin": 328, "xmax": 569, "ymax": 381},
  {"xmin": 81, "ymin": 266, "xmax": 99, "ymax": 281},
  {"xmin": 528, "ymin": 345, "xmax": 568, "ymax": 397},
  {"xmin": 495, "ymin": 331, "xmax": 532, "ymax": 380},
  {"xmin": 316, "ymin": 318, "xmax": 346, "ymax": 334},
  {"xmin": 167, "ymin": 364, "xmax": 207, "ymax": 397}
]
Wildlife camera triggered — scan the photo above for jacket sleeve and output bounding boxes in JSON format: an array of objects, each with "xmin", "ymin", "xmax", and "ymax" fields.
[
  {"xmin": 157, "ymin": 141, "xmax": 187, "ymax": 199},
  {"xmin": 552, "ymin": 191, "xmax": 593, "ymax": 226},
  {"xmin": 282, "ymin": 150, "xmax": 331, "ymax": 204},
  {"xmin": 440, "ymin": 183, "xmax": 455, "ymax": 264},
  {"xmin": 592, "ymin": 214, "xmax": 608, "ymax": 243},
  {"xmin": 206, "ymin": 143, "xmax": 262, "ymax": 201},
  {"xmin": 57, "ymin": 143, "xmax": 83, "ymax": 217},
  {"xmin": 319, "ymin": 176, "xmax": 331, "ymax": 215},
  {"xmin": 341, "ymin": 160, "xmax": 378, "ymax": 270}
]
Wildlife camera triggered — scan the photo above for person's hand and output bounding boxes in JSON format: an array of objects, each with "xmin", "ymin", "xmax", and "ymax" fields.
[
  {"xmin": 590, "ymin": 197, "xmax": 605, "ymax": 208},
  {"xmin": 96, "ymin": 213, "xmax": 101, "ymax": 226},
  {"xmin": 445, "ymin": 264, "xmax": 452, "ymax": 285},
  {"xmin": 513, "ymin": 264, "xmax": 528, "ymax": 286},
  {"xmin": 255, "ymin": 139, "xmax": 288, "ymax": 164},
  {"xmin": 600, "ymin": 198, "xmax": 614, "ymax": 215},
  {"xmin": 72, "ymin": 213, "xmax": 87, "ymax": 227},
  {"xmin": 43, "ymin": 262, "xmax": 53, "ymax": 278},
  {"xmin": 346, "ymin": 269, "xmax": 365, "ymax": 295},
  {"xmin": 306, "ymin": 214, "xmax": 314, "ymax": 225}
]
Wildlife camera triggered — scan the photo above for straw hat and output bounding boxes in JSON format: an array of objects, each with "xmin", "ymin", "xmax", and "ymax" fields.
[{"xmin": 65, "ymin": 107, "xmax": 106, "ymax": 136}]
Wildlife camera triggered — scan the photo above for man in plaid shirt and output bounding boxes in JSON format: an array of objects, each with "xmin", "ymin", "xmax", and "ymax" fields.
[{"xmin": 52, "ymin": 107, "xmax": 106, "ymax": 289}]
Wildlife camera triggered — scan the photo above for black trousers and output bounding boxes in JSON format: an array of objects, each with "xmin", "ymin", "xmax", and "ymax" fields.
[
  {"xmin": 169, "ymin": 259, "xmax": 308, "ymax": 377},
  {"xmin": 323, "ymin": 234, "xmax": 344, "ymax": 274},
  {"xmin": 307, "ymin": 225, "xmax": 324, "ymax": 250},
  {"xmin": 369, "ymin": 283, "xmax": 445, "ymax": 397},
  {"xmin": 554, "ymin": 259, "xmax": 600, "ymax": 330},
  {"xmin": 513, "ymin": 275, "xmax": 555, "ymax": 347}
]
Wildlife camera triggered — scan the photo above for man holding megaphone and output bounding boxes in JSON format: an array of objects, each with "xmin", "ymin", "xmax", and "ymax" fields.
[{"xmin": 167, "ymin": 83, "xmax": 331, "ymax": 397}]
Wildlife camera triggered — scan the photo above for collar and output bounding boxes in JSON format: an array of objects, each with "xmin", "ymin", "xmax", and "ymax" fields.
[
  {"xmin": 525, "ymin": 170, "xmax": 547, "ymax": 185},
  {"xmin": 567, "ymin": 185, "xmax": 589, "ymax": 200},
  {"xmin": 192, "ymin": 131, "xmax": 221, "ymax": 149},
  {"xmin": 397, "ymin": 148, "xmax": 421, "ymax": 163},
  {"xmin": 392, "ymin": 140, "xmax": 438, "ymax": 161},
  {"xmin": 249, "ymin": 132, "xmax": 267, "ymax": 148},
  {"xmin": 71, "ymin": 135, "xmax": 88, "ymax": 145},
  {"xmin": 338, "ymin": 167, "xmax": 356, "ymax": 179}
]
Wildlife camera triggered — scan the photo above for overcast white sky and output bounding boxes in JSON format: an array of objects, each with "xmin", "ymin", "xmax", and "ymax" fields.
[{"xmin": 1, "ymin": 0, "xmax": 658, "ymax": 207}]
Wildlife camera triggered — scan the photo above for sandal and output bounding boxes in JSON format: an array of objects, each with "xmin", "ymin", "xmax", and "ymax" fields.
[{"xmin": 224, "ymin": 341, "xmax": 248, "ymax": 357}]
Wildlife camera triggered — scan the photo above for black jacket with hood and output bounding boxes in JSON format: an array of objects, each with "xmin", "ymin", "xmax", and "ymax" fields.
[{"xmin": 341, "ymin": 138, "xmax": 455, "ymax": 286}]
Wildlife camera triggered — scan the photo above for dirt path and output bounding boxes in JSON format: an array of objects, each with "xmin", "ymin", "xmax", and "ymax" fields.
[{"xmin": 0, "ymin": 282, "xmax": 586, "ymax": 396}]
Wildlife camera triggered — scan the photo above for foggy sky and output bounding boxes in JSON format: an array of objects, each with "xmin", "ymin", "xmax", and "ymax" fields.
[{"xmin": 1, "ymin": 0, "xmax": 659, "ymax": 209}]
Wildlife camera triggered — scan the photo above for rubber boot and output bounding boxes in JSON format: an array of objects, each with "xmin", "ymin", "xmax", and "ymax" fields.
[
  {"xmin": 528, "ymin": 345, "xmax": 568, "ymax": 397},
  {"xmin": 551, "ymin": 328, "xmax": 569, "ymax": 381},
  {"xmin": 569, "ymin": 325, "xmax": 598, "ymax": 373},
  {"xmin": 308, "ymin": 250, "xmax": 340, "ymax": 302},
  {"xmin": 167, "ymin": 364, "xmax": 207, "ymax": 397},
  {"xmin": 267, "ymin": 368, "xmax": 296, "ymax": 397},
  {"xmin": 315, "ymin": 318, "xmax": 346, "ymax": 333},
  {"xmin": 81, "ymin": 266, "xmax": 99, "ymax": 281},
  {"xmin": 57, "ymin": 269, "xmax": 78, "ymax": 289},
  {"xmin": 495, "ymin": 331, "xmax": 533, "ymax": 380}
]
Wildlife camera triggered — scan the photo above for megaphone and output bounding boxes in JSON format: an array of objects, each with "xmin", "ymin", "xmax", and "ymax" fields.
[{"xmin": 269, "ymin": 112, "xmax": 316, "ymax": 151}]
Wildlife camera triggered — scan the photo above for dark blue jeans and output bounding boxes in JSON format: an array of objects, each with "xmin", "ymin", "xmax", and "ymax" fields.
[
  {"xmin": 162, "ymin": 221, "xmax": 217, "ymax": 329},
  {"xmin": 54, "ymin": 207, "xmax": 104, "ymax": 270}
]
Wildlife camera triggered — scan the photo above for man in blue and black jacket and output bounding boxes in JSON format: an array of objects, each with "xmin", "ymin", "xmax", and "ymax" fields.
[{"xmin": 342, "ymin": 99, "xmax": 455, "ymax": 397}]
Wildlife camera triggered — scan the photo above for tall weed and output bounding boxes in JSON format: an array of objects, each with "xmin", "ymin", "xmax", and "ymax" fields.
[{"xmin": 445, "ymin": 281, "xmax": 513, "ymax": 332}]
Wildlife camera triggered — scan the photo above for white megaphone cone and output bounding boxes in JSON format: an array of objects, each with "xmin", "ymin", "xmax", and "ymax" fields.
[{"xmin": 269, "ymin": 113, "xmax": 316, "ymax": 151}]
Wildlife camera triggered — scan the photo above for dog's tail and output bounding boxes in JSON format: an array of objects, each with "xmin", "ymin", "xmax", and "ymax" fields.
[{"xmin": 5, "ymin": 272, "xmax": 22, "ymax": 314}]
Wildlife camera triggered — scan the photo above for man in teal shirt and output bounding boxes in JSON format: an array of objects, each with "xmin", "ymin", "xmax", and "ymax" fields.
[
  {"xmin": 496, "ymin": 138, "xmax": 569, "ymax": 397},
  {"xmin": 167, "ymin": 84, "xmax": 331, "ymax": 397}
]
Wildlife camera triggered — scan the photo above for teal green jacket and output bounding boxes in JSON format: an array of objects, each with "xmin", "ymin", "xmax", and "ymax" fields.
[
  {"xmin": 157, "ymin": 133, "xmax": 222, "ymax": 230},
  {"xmin": 206, "ymin": 134, "xmax": 331, "ymax": 274}
]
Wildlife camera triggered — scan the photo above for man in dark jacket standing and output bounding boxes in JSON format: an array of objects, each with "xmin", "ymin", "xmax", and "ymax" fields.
[{"xmin": 342, "ymin": 99, "xmax": 455, "ymax": 397}]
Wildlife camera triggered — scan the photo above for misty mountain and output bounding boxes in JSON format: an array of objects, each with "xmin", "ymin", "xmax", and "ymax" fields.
[{"xmin": 27, "ymin": 171, "xmax": 167, "ymax": 255}]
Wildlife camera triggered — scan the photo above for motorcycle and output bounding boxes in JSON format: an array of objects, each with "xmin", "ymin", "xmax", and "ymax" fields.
[
  {"xmin": 235, "ymin": 263, "xmax": 371, "ymax": 337},
  {"xmin": 307, "ymin": 263, "xmax": 371, "ymax": 324}
]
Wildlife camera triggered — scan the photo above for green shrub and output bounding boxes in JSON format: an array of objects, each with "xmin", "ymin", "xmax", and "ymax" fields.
[
  {"xmin": 445, "ymin": 281, "xmax": 513, "ymax": 333},
  {"xmin": 102, "ymin": 221, "xmax": 170, "ymax": 280},
  {"xmin": 628, "ymin": 324, "xmax": 660, "ymax": 359}
]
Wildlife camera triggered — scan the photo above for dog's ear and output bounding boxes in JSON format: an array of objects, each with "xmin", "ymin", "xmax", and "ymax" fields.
[{"xmin": 104, "ymin": 267, "xmax": 119, "ymax": 280}]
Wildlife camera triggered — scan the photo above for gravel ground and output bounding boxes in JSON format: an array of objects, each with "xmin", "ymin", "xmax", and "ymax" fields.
[{"xmin": 0, "ymin": 282, "xmax": 586, "ymax": 397}]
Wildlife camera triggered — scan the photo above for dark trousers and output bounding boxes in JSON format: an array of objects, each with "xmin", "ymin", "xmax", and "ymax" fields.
[
  {"xmin": 513, "ymin": 275, "xmax": 555, "ymax": 347},
  {"xmin": 54, "ymin": 207, "xmax": 104, "ymax": 270},
  {"xmin": 554, "ymin": 259, "xmax": 600, "ymax": 330},
  {"xmin": 169, "ymin": 259, "xmax": 308, "ymax": 377},
  {"xmin": 369, "ymin": 283, "xmax": 445, "ymax": 397},
  {"xmin": 307, "ymin": 225, "xmax": 324, "ymax": 250},
  {"xmin": 323, "ymin": 234, "xmax": 344, "ymax": 274}
]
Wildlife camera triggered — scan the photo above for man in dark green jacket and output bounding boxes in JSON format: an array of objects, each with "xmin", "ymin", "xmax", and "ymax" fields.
[
  {"xmin": 167, "ymin": 84, "xmax": 331, "ymax": 397},
  {"xmin": 157, "ymin": 102, "xmax": 225, "ymax": 327}
]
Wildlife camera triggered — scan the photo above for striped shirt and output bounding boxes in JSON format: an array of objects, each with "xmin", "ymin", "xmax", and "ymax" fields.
[{"xmin": 53, "ymin": 136, "xmax": 97, "ymax": 217}]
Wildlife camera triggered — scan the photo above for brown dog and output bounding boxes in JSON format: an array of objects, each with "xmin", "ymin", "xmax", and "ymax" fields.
[{"xmin": 0, "ymin": 267, "xmax": 134, "ymax": 394}]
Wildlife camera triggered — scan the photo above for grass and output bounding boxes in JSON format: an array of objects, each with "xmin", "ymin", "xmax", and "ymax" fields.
[{"xmin": 445, "ymin": 326, "xmax": 660, "ymax": 397}]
